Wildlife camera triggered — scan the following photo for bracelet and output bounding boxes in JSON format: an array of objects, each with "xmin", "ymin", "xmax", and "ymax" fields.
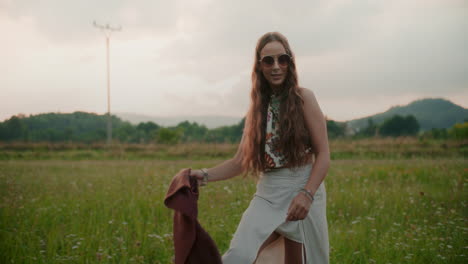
[
  {"xmin": 200, "ymin": 168, "xmax": 209, "ymax": 186},
  {"xmin": 300, "ymin": 188, "xmax": 314, "ymax": 202}
]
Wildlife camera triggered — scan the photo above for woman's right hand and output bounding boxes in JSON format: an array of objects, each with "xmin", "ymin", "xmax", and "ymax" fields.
[{"xmin": 190, "ymin": 169, "xmax": 205, "ymax": 187}]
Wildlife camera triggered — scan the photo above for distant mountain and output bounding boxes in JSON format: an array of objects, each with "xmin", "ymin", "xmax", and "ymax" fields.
[
  {"xmin": 118, "ymin": 98, "xmax": 467, "ymax": 131},
  {"xmin": 347, "ymin": 98, "xmax": 468, "ymax": 132},
  {"xmin": 115, "ymin": 112, "xmax": 243, "ymax": 129}
]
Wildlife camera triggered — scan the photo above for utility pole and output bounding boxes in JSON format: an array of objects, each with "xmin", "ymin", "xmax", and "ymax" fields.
[{"xmin": 93, "ymin": 21, "xmax": 122, "ymax": 145}]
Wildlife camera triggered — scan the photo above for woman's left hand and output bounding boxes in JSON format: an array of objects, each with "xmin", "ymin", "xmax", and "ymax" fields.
[{"xmin": 286, "ymin": 192, "xmax": 313, "ymax": 221}]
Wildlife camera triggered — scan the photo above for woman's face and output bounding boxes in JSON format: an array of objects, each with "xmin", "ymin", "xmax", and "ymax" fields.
[{"xmin": 259, "ymin": 41, "xmax": 288, "ymax": 91}]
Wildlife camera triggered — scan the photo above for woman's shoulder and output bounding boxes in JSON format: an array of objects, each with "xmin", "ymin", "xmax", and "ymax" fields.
[
  {"xmin": 298, "ymin": 87, "xmax": 313, "ymax": 96},
  {"xmin": 298, "ymin": 87, "xmax": 323, "ymax": 115},
  {"xmin": 298, "ymin": 87, "xmax": 317, "ymax": 102}
]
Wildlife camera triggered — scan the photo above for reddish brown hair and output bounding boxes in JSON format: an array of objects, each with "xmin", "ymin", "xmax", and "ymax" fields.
[{"xmin": 240, "ymin": 32, "xmax": 313, "ymax": 178}]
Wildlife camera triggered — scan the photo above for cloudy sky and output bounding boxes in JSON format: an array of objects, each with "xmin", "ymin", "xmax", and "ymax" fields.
[{"xmin": 2, "ymin": 0, "xmax": 467, "ymax": 123}]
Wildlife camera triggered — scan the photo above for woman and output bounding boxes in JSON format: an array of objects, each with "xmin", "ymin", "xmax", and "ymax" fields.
[{"xmin": 191, "ymin": 32, "xmax": 330, "ymax": 264}]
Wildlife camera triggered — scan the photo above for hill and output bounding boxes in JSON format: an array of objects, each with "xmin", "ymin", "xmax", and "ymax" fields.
[
  {"xmin": 347, "ymin": 98, "xmax": 468, "ymax": 132},
  {"xmin": 115, "ymin": 112, "xmax": 242, "ymax": 129}
]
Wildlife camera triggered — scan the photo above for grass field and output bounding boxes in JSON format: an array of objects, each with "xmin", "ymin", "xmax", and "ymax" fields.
[{"xmin": 0, "ymin": 139, "xmax": 466, "ymax": 263}]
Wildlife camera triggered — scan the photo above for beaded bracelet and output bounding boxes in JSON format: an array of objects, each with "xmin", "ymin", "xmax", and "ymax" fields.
[{"xmin": 300, "ymin": 188, "xmax": 315, "ymax": 202}]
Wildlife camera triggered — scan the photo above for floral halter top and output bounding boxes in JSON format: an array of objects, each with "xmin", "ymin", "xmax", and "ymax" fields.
[
  {"xmin": 264, "ymin": 92, "xmax": 312, "ymax": 170},
  {"xmin": 264, "ymin": 93, "xmax": 287, "ymax": 169}
]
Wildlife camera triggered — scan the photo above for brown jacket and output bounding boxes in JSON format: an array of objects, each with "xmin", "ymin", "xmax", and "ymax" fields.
[{"xmin": 164, "ymin": 168, "xmax": 222, "ymax": 264}]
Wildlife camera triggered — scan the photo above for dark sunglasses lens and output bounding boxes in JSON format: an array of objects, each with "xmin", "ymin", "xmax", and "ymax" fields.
[
  {"xmin": 261, "ymin": 56, "xmax": 274, "ymax": 66},
  {"xmin": 278, "ymin": 55, "xmax": 290, "ymax": 66}
]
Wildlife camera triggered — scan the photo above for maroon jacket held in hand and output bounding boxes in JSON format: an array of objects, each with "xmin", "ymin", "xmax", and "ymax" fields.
[{"xmin": 164, "ymin": 168, "xmax": 222, "ymax": 264}]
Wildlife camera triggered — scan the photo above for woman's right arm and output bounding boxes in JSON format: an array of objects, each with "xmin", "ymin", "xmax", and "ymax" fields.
[{"xmin": 190, "ymin": 133, "xmax": 246, "ymax": 183}]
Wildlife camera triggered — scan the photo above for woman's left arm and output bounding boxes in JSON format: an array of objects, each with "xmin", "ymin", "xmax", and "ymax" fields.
[
  {"xmin": 300, "ymin": 87, "xmax": 331, "ymax": 196},
  {"xmin": 286, "ymin": 88, "xmax": 331, "ymax": 221}
]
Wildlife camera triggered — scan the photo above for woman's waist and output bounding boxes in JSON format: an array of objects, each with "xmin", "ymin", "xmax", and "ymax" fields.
[
  {"xmin": 263, "ymin": 153, "xmax": 313, "ymax": 171},
  {"xmin": 259, "ymin": 163, "xmax": 313, "ymax": 185}
]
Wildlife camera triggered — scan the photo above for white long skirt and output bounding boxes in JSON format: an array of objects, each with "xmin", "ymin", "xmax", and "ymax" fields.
[{"xmin": 222, "ymin": 163, "xmax": 329, "ymax": 264}]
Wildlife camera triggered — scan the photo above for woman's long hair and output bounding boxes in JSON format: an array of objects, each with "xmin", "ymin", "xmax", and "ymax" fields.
[{"xmin": 240, "ymin": 32, "xmax": 314, "ymax": 178}]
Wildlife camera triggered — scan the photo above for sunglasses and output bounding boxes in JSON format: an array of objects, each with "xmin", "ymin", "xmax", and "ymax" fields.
[{"xmin": 259, "ymin": 53, "xmax": 292, "ymax": 68}]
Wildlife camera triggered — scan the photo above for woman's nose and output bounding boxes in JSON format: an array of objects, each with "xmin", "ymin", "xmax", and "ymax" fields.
[{"xmin": 272, "ymin": 59, "xmax": 280, "ymax": 70}]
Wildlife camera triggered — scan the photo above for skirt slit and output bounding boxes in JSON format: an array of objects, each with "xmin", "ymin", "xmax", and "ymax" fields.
[{"xmin": 222, "ymin": 164, "xmax": 329, "ymax": 264}]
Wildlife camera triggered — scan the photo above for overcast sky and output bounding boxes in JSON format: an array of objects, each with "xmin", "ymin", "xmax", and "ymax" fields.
[{"xmin": 2, "ymin": 0, "xmax": 467, "ymax": 122}]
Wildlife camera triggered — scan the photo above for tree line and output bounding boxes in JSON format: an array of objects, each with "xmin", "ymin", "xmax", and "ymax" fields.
[{"xmin": 0, "ymin": 112, "xmax": 466, "ymax": 144}]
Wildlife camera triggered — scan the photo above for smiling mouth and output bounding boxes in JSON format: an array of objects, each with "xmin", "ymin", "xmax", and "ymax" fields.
[{"xmin": 271, "ymin": 74, "xmax": 282, "ymax": 79}]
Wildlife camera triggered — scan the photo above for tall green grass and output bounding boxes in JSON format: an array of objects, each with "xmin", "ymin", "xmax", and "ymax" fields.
[
  {"xmin": 0, "ymin": 138, "xmax": 466, "ymax": 160},
  {"xmin": 0, "ymin": 158, "xmax": 466, "ymax": 263}
]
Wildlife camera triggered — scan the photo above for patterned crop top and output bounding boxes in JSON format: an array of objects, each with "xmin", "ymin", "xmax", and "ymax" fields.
[{"xmin": 264, "ymin": 93, "xmax": 312, "ymax": 170}]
